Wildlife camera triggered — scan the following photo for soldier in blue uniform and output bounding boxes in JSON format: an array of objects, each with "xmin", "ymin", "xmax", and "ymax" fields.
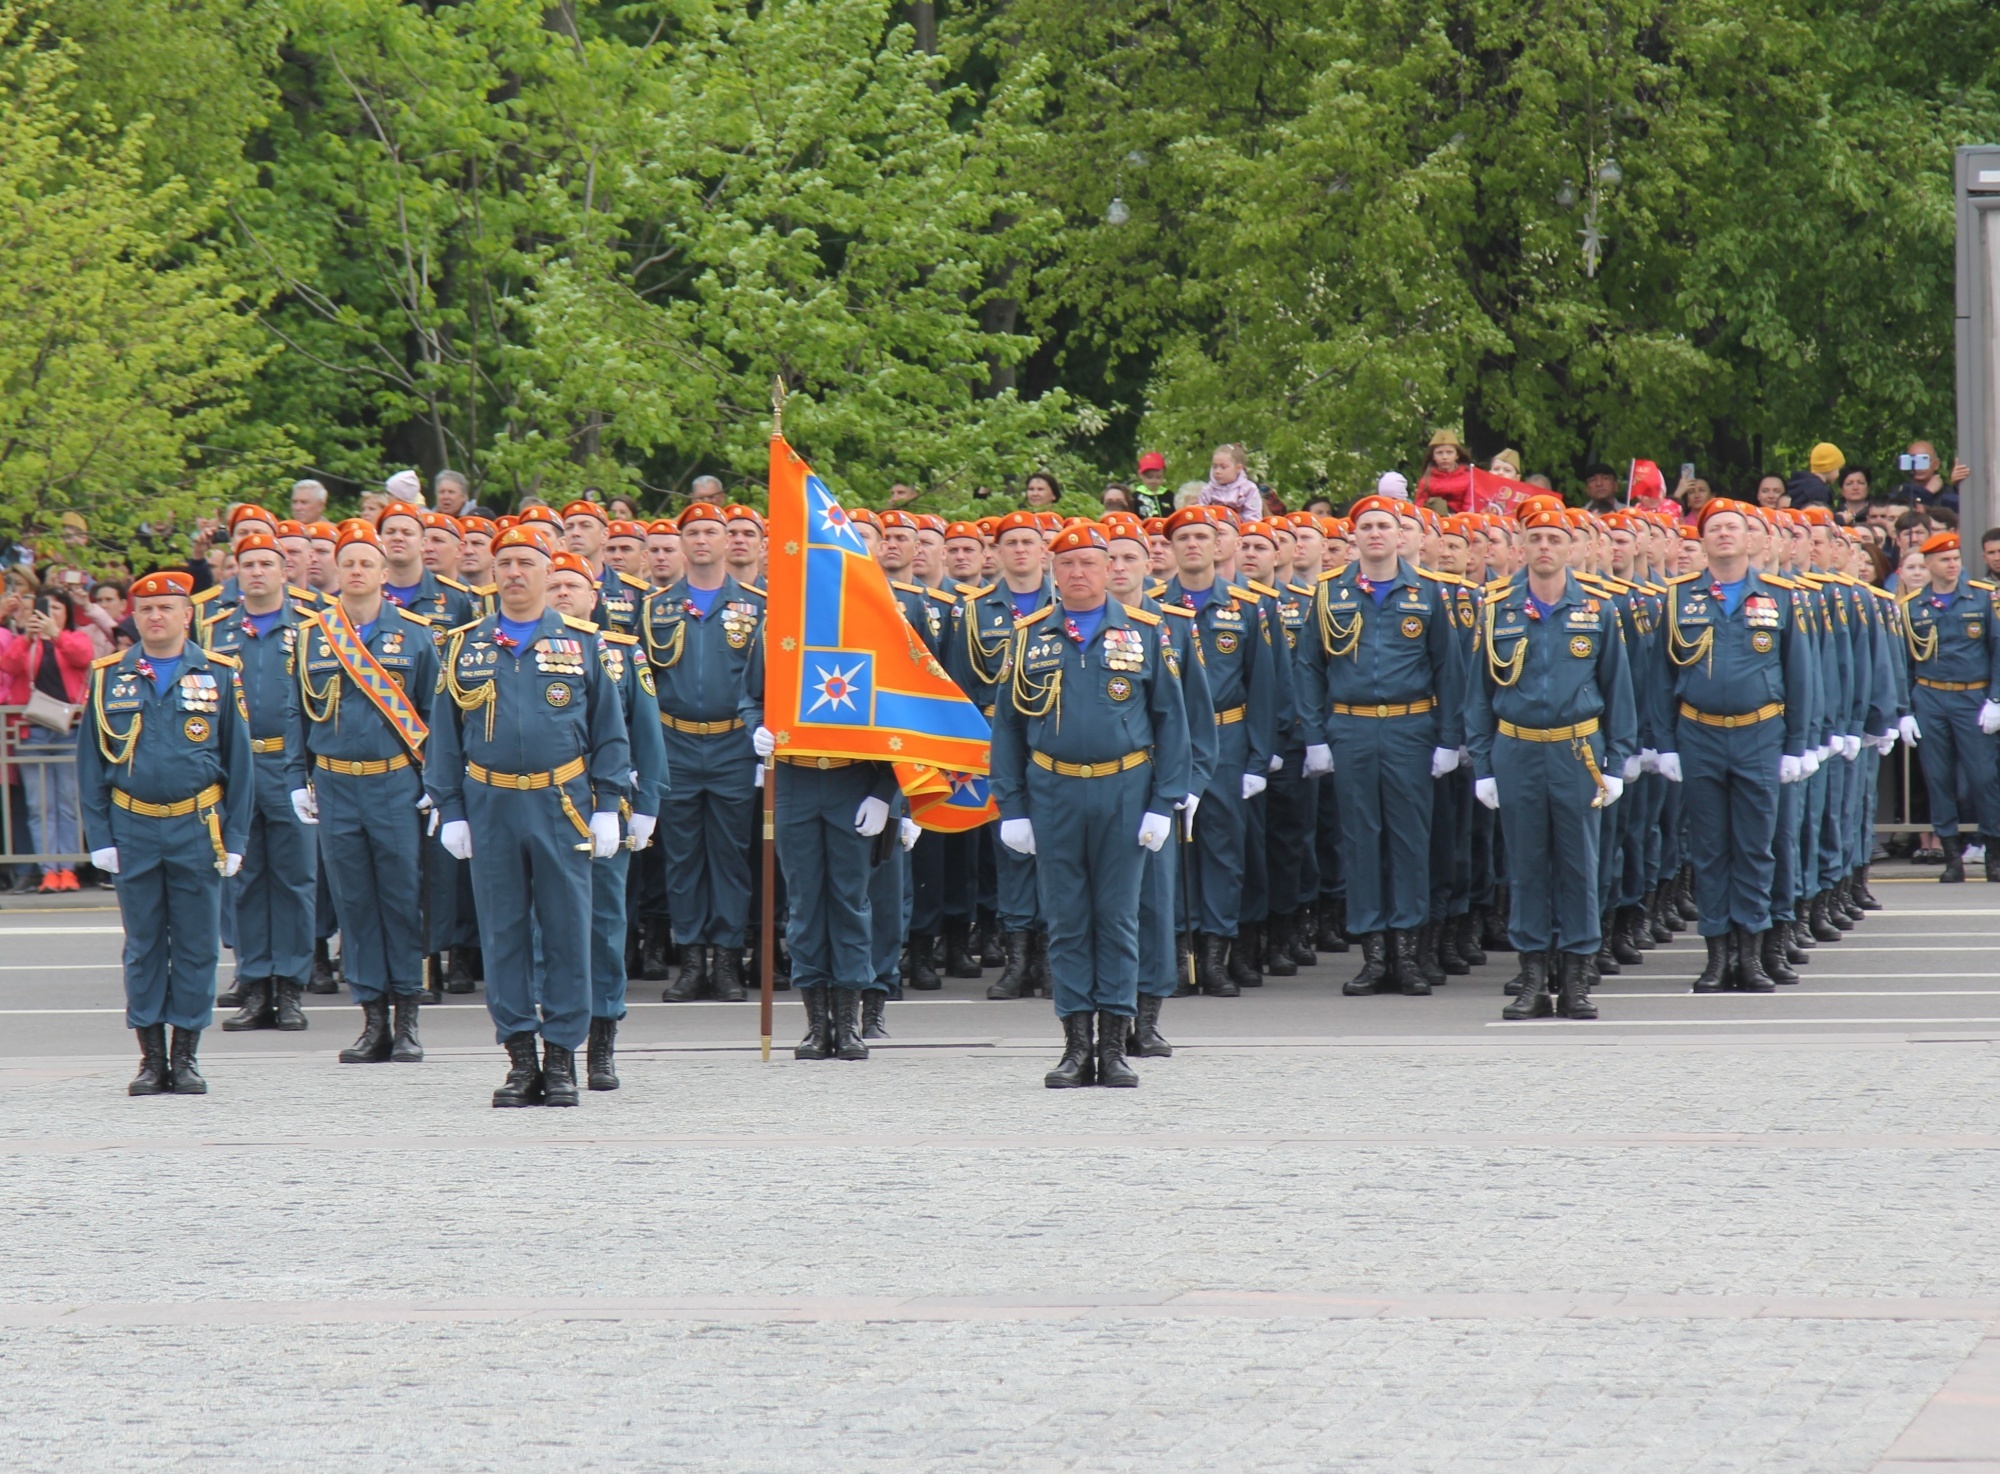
[
  {"xmin": 188, "ymin": 503, "xmax": 277, "ymax": 622},
  {"xmin": 1465, "ymin": 502, "xmax": 1639, "ymax": 1019},
  {"xmin": 198, "ymin": 534, "xmax": 317, "ymax": 1033},
  {"xmin": 641, "ymin": 502, "xmax": 764, "ymax": 1001},
  {"xmin": 990, "ymin": 524, "xmax": 1192, "ymax": 1088},
  {"xmin": 1158, "ymin": 506, "xmax": 1277, "ymax": 996},
  {"xmin": 1898, "ymin": 530, "xmax": 2000, "ymax": 882},
  {"xmin": 560, "ymin": 499, "xmax": 650, "ymax": 636},
  {"xmin": 1294, "ymin": 493, "xmax": 1465, "ymax": 995},
  {"xmin": 78, "ymin": 570, "xmax": 254, "ymax": 1095},
  {"xmin": 540, "ymin": 550, "xmax": 666, "ymax": 1090},
  {"xmin": 374, "ymin": 502, "xmax": 480, "ymax": 626},
  {"xmin": 428, "ymin": 526, "xmax": 632, "ymax": 1105},
  {"xmin": 291, "ymin": 522, "xmax": 443, "ymax": 1064},
  {"xmin": 1654, "ymin": 499, "xmax": 1814, "ymax": 991}
]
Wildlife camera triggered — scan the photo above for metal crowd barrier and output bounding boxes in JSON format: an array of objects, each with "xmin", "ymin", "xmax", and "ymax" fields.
[{"xmin": 1, "ymin": 707, "xmax": 88, "ymax": 866}]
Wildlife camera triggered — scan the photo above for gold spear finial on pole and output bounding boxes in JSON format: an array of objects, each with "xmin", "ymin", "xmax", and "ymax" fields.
[{"xmin": 772, "ymin": 375, "xmax": 786, "ymax": 437}]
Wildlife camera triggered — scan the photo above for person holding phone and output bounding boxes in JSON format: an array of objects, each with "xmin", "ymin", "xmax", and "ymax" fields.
[
  {"xmin": 0, "ymin": 586, "xmax": 93, "ymax": 890},
  {"xmin": 1894, "ymin": 441, "xmax": 1968, "ymax": 512}
]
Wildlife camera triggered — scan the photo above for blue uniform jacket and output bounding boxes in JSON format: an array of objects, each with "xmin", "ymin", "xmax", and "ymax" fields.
[
  {"xmin": 947, "ymin": 578, "xmax": 1053, "ymax": 713},
  {"xmin": 385, "ymin": 568, "xmax": 478, "ymax": 631},
  {"xmin": 1150, "ymin": 601, "xmax": 1217, "ymax": 800},
  {"xmin": 1294, "ymin": 559, "xmax": 1464, "ymax": 748},
  {"xmin": 599, "ymin": 630, "xmax": 669, "ymax": 819},
  {"xmin": 1463, "ymin": 573, "xmax": 1639, "ymax": 779},
  {"xmin": 1661, "ymin": 570, "xmax": 1813, "ymax": 756},
  {"xmin": 595, "ymin": 568, "xmax": 651, "ymax": 636},
  {"xmin": 1900, "ymin": 578, "xmax": 2000, "ymax": 694},
  {"xmin": 641, "ymin": 576, "xmax": 765, "ymax": 723},
  {"xmin": 201, "ymin": 596, "xmax": 313, "ymax": 791},
  {"xmin": 290, "ymin": 602, "xmax": 443, "ymax": 767},
  {"xmin": 1160, "ymin": 576, "xmax": 1278, "ymax": 775}
]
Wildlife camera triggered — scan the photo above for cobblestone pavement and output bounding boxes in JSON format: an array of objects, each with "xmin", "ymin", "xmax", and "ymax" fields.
[{"xmin": 3, "ymin": 881, "xmax": 1998, "ymax": 1470}]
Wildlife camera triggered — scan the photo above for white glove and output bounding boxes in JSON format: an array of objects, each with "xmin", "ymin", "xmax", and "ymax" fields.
[
  {"xmin": 1430, "ymin": 746, "xmax": 1460, "ymax": 778},
  {"xmin": 900, "ymin": 817, "xmax": 921, "ymax": 851},
  {"xmin": 1817, "ymin": 742, "xmax": 1834, "ymax": 763},
  {"xmin": 1899, "ymin": 713, "xmax": 1922, "ymax": 745},
  {"xmin": 415, "ymin": 792, "xmax": 433, "ymax": 813},
  {"xmin": 752, "ymin": 725, "xmax": 777, "ymax": 758},
  {"xmin": 1982, "ymin": 701, "xmax": 2000, "ymax": 736},
  {"xmin": 1800, "ymin": 750, "xmax": 1821, "ymax": 778},
  {"xmin": 854, "ymin": 796, "xmax": 890, "ymax": 837},
  {"xmin": 1876, "ymin": 728, "xmax": 1899, "ymax": 754},
  {"xmin": 1639, "ymin": 748, "xmax": 1659, "ymax": 774},
  {"xmin": 1241, "ymin": 772, "xmax": 1267, "ymax": 800},
  {"xmin": 290, "ymin": 788, "xmax": 319, "ymax": 826},
  {"xmin": 589, "ymin": 811, "xmax": 621, "ymax": 858},
  {"xmin": 440, "ymin": 819, "xmax": 473, "ymax": 860},
  {"xmin": 221, "ymin": 852, "xmax": 243, "ymax": 878},
  {"xmin": 1474, "ymin": 777, "xmax": 1499, "ymax": 810},
  {"xmin": 91, "ymin": 846, "xmax": 119, "ymax": 875},
  {"xmin": 1137, "ymin": 812, "xmax": 1172, "ymax": 851},
  {"xmin": 627, "ymin": 812, "xmax": 657, "ymax": 850},
  {"xmin": 1598, "ymin": 774, "xmax": 1624, "ymax": 807},
  {"xmin": 1268, "ymin": 753, "xmax": 1284, "ymax": 773},
  {"xmin": 1840, "ymin": 734, "xmax": 1862, "ymax": 760},
  {"xmin": 1655, "ymin": 752, "xmax": 1682, "ymax": 783},
  {"xmin": 1621, "ymin": 754, "xmax": 1643, "ymax": 781},
  {"xmin": 1779, "ymin": 755, "xmax": 1804, "ymax": 784},
  {"xmin": 1302, "ymin": 743, "xmax": 1333, "ymax": 777},
  {"xmin": 1000, "ymin": 817, "xmax": 1036, "ymax": 855},
  {"xmin": 1177, "ymin": 792, "xmax": 1201, "ymax": 829}
]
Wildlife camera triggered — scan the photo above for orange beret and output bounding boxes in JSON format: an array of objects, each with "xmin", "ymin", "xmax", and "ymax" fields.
[
  {"xmin": 1049, "ymin": 523, "xmax": 1108, "ymax": 556},
  {"xmin": 993, "ymin": 510, "xmax": 1041, "ymax": 538},
  {"xmin": 516, "ymin": 505, "xmax": 563, "ymax": 529},
  {"xmin": 1679, "ymin": 525, "xmax": 1700, "ymax": 541},
  {"xmin": 1328, "ymin": 517, "xmax": 1352, "ymax": 537},
  {"xmin": 1347, "ymin": 495, "xmax": 1403, "ymax": 523},
  {"xmin": 1694, "ymin": 497, "xmax": 1752, "ymax": 531},
  {"xmin": 492, "ymin": 525, "xmax": 554, "ymax": 557},
  {"xmin": 228, "ymin": 504, "xmax": 276, "ymax": 531},
  {"xmin": 723, "ymin": 503, "xmax": 762, "ymax": 523},
  {"xmin": 233, "ymin": 532, "xmax": 281, "ymax": 558},
  {"xmin": 916, "ymin": 514, "xmax": 947, "ymax": 534},
  {"xmin": 420, "ymin": 511, "xmax": 461, "ymax": 536},
  {"xmin": 1518, "ymin": 503, "xmax": 1569, "ymax": 532},
  {"xmin": 944, "ymin": 521, "xmax": 983, "ymax": 543},
  {"xmin": 1597, "ymin": 512, "xmax": 1636, "ymax": 533},
  {"xmin": 548, "ymin": 550, "xmax": 595, "ymax": 580},
  {"xmin": 1564, "ymin": 508, "xmax": 1592, "ymax": 529},
  {"xmin": 460, "ymin": 516, "xmax": 495, "ymax": 536},
  {"xmin": 678, "ymin": 501, "xmax": 726, "ymax": 530},
  {"xmin": 1142, "ymin": 517, "xmax": 1167, "ymax": 537},
  {"xmin": 607, "ymin": 519, "xmax": 645, "ymax": 542},
  {"xmin": 560, "ymin": 500, "xmax": 608, "ymax": 524},
  {"xmin": 1034, "ymin": 511, "xmax": 1064, "ymax": 532},
  {"xmin": 1103, "ymin": 518, "xmax": 1147, "ymax": 544},
  {"xmin": 877, "ymin": 510, "xmax": 918, "ymax": 531},
  {"xmin": 335, "ymin": 522, "xmax": 382, "ymax": 554},
  {"xmin": 374, "ymin": 500, "xmax": 424, "ymax": 531},
  {"xmin": 1440, "ymin": 515, "xmax": 1476, "ymax": 540},
  {"xmin": 645, "ymin": 519, "xmax": 679, "ymax": 537},
  {"xmin": 1239, "ymin": 519, "xmax": 1277, "ymax": 543},
  {"xmin": 1799, "ymin": 505, "xmax": 1835, "ymax": 527},
  {"xmin": 306, "ymin": 521, "xmax": 339, "ymax": 543},
  {"xmin": 131, "ymin": 571, "xmax": 194, "ymax": 599},
  {"xmin": 1922, "ymin": 531, "xmax": 1960, "ymax": 555},
  {"xmin": 274, "ymin": 520, "xmax": 308, "ymax": 541},
  {"xmin": 494, "ymin": 515, "xmax": 519, "ymax": 533},
  {"xmin": 1164, "ymin": 506, "xmax": 1216, "ymax": 537},
  {"xmin": 974, "ymin": 516, "xmax": 1000, "ymax": 536},
  {"xmin": 846, "ymin": 507, "xmax": 880, "ymax": 528}
]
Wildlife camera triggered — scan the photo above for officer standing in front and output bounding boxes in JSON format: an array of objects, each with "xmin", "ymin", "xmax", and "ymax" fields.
[
  {"xmin": 1465, "ymin": 503, "xmax": 1638, "ymax": 1020},
  {"xmin": 78, "ymin": 571, "xmax": 253, "ymax": 1096},
  {"xmin": 1898, "ymin": 530, "xmax": 2000, "ymax": 881},
  {"xmin": 428, "ymin": 526, "xmax": 631, "ymax": 1106},
  {"xmin": 991, "ymin": 523, "xmax": 1191, "ymax": 1088}
]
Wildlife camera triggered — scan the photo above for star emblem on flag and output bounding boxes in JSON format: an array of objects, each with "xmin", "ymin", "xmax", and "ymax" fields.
[{"xmin": 807, "ymin": 658, "xmax": 866, "ymax": 716}]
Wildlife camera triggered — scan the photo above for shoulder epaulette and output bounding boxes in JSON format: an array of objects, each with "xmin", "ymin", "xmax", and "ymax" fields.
[
  {"xmin": 1665, "ymin": 572, "xmax": 1699, "ymax": 585},
  {"xmin": 892, "ymin": 580, "xmax": 926, "ymax": 596},
  {"xmin": 287, "ymin": 584, "xmax": 317, "ymax": 601},
  {"xmin": 191, "ymin": 586, "xmax": 221, "ymax": 605},
  {"xmin": 201, "ymin": 609, "xmax": 229, "ymax": 627},
  {"xmin": 922, "ymin": 586, "xmax": 956, "ymax": 605},
  {"xmin": 1146, "ymin": 581, "xmax": 1168, "ymax": 597},
  {"xmin": 1898, "ymin": 585, "xmax": 1922, "ymax": 603},
  {"xmin": 1245, "ymin": 579, "xmax": 1281, "ymax": 599},
  {"xmin": 1224, "ymin": 584, "xmax": 1256, "ymax": 602},
  {"xmin": 955, "ymin": 581, "xmax": 993, "ymax": 599},
  {"xmin": 1483, "ymin": 576, "xmax": 1512, "ymax": 594},
  {"xmin": 601, "ymin": 629, "xmax": 639, "ymax": 646},
  {"xmin": 1159, "ymin": 603, "xmax": 1195, "ymax": 617},
  {"xmin": 473, "ymin": 584, "xmax": 497, "ymax": 599},
  {"xmin": 1324, "ymin": 563, "xmax": 1352, "ymax": 580},
  {"xmin": 91, "ymin": 652, "xmax": 123, "ymax": 670},
  {"xmin": 740, "ymin": 583, "xmax": 766, "ymax": 598},
  {"xmin": 1761, "ymin": 574, "xmax": 1797, "ymax": 590},
  {"xmin": 1972, "ymin": 578, "xmax": 1997, "ymax": 591},
  {"xmin": 1638, "ymin": 581, "xmax": 1666, "ymax": 596},
  {"xmin": 399, "ymin": 609, "xmax": 435, "ymax": 626},
  {"xmin": 1013, "ymin": 605, "xmax": 1054, "ymax": 628},
  {"xmin": 437, "ymin": 574, "xmax": 471, "ymax": 593},
  {"xmin": 447, "ymin": 617, "xmax": 486, "ymax": 637},
  {"xmin": 1287, "ymin": 582, "xmax": 1316, "ymax": 597},
  {"xmin": 562, "ymin": 614, "xmax": 600, "ymax": 634},
  {"xmin": 204, "ymin": 650, "xmax": 240, "ymax": 669},
  {"xmin": 1121, "ymin": 604, "xmax": 1161, "ymax": 626}
]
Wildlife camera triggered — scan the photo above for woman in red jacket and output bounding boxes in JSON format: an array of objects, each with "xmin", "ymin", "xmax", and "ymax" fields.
[
  {"xmin": 1414, "ymin": 429, "xmax": 1474, "ymax": 513},
  {"xmin": 0, "ymin": 587, "xmax": 92, "ymax": 891}
]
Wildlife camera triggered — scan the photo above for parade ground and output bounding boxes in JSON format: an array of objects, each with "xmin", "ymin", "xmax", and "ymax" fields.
[{"xmin": 4, "ymin": 872, "xmax": 1998, "ymax": 1472}]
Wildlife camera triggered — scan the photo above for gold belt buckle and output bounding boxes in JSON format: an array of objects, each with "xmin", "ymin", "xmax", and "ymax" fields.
[
  {"xmin": 1077, "ymin": 763, "xmax": 1094, "ymax": 778},
  {"xmin": 816, "ymin": 756, "xmax": 831, "ymax": 770},
  {"xmin": 1376, "ymin": 704, "xmax": 1388, "ymax": 718}
]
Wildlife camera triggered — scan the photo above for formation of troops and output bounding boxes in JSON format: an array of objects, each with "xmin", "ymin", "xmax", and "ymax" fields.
[{"xmin": 77, "ymin": 471, "xmax": 2000, "ymax": 1097}]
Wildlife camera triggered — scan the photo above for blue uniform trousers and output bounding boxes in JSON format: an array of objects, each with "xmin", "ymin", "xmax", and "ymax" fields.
[
  {"xmin": 1262, "ymin": 758, "xmax": 1316, "ymax": 916},
  {"xmin": 1913, "ymin": 687, "xmax": 2000, "ymax": 839},
  {"xmin": 1817, "ymin": 754, "xmax": 1851, "ymax": 891},
  {"xmin": 1138, "ymin": 828, "xmax": 1186, "ymax": 999},
  {"xmin": 661, "ymin": 728, "xmax": 755, "ymax": 947},
  {"xmin": 1658, "ymin": 781, "xmax": 1684, "ymax": 878},
  {"xmin": 113, "ymin": 809, "xmax": 224, "ymax": 1031},
  {"xmin": 231, "ymin": 762, "xmax": 316, "ymax": 982},
  {"xmin": 1430, "ymin": 769, "xmax": 1471, "ymax": 920},
  {"xmin": 1241, "ymin": 785, "xmax": 1268, "ymax": 925},
  {"xmin": 1802, "ymin": 762, "xmax": 1830, "ymax": 900},
  {"xmin": 468, "ymin": 780, "xmax": 594, "ymax": 1048},
  {"xmin": 1468, "ymin": 797, "xmax": 1497, "ymax": 907},
  {"xmin": 1773, "ymin": 778, "xmax": 1802, "ymax": 921},
  {"xmin": 908, "ymin": 829, "xmax": 962, "ymax": 934},
  {"xmin": 988, "ymin": 826, "xmax": 1040, "ymax": 932},
  {"xmin": 314, "ymin": 839, "xmax": 338, "ymax": 941},
  {"xmin": 1493, "ymin": 733, "xmax": 1604, "ymax": 955},
  {"xmin": 777, "ymin": 764, "xmax": 879, "ymax": 992},
  {"xmin": 1678, "ymin": 715, "xmax": 1784, "ymax": 935},
  {"xmin": 1315, "ymin": 776, "xmax": 1344, "ymax": 903},
  {"xmin": 590, "ymin": 847, "xmax": 632, "ymax": 1020},
  {"xmin": 1330, "ymin": 711, "xmax": 1434, "ymax": 934},
  {"xmin": 1029, "ymin": 764, "xmax": 1149, "ymax": 1019},
  {"xmin": 316, "ymin": 765, "xmax": 424, "ymax": 1000},
  {"xmin": 869, "ymin": 838, "xmax": 904, "ymax": 992},
  {"xmin": 1189, "ymin": 726, "xmax": 1249, "ymax": 937}
]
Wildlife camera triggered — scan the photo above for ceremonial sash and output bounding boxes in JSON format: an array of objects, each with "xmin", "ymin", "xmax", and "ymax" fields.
[{"xmin": 316, "ymin": 604, "xmax": 429, "ymax": 756}]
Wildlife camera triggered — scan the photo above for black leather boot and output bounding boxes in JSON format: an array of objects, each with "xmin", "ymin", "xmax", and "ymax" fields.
[
  {"xmin": 1659, "ymin": 886, "xmax": 1686, "ymax": 934},
  {"xmin": 1676, "ymin": 866, "xmax": 1701, "ymax": 921},
  {"xmin": 832, "ymin": 989, "xmax": 870, "ymax": 1060},
  {"xmin": 1940, "ymin": 834, "xmax": 1966, "ymax": 883},
  {"xmin": 1760, "ymin": 926, "xmax": 1799, "ymax": 985},
  {"xmin": 1263, "ymin": 915, "xmax": 1298, "ymax": 977},
  {"xmin": 1479, "ymin": 899, "xmax": 1512, "ymax": 953},
  {"xmin": 907, "ymin": 932, "xmax": 942, "ymax": 990},
  {"xmin": 1199, "ymin": 933, "xmax": 1238, "ymax": 997},
  {"xmin": 986, "ymin": 932, "xmax": 1030, "ymax": 999},
  {"xmin": 1345, "ymin": 932, "xmax": 1388, "ymax": 995},
  {"xmin": 1558, "ymin": 952, "xmax": 1597, "ymax": 1019},
  {"xmin": 1438, "ymin": 917, "xmax": 1470, "ymax": 976},
  {"xmin": 794, "ymin": 986, "xmax": 834, "ymax": 1060},
  {"xmin": 1854, "ymin": 865, "xmax": 1883, "ymax": 908},
  {"xmin": 1393, "ymin": 929, "xmax": 1430, "ymax": 995},
  {"xmin": 492, "ymin": 1032, "xmax": 544, "ymax": 1106},
  {"xmin": 1044, "ymin": 1013, "xmax": 1094, "ymax": 1088},
  {"xmin": 1595, "ymin": 911, "xmax": 1623, "ymax": 975},
  {"xmin": 338, "ymin": 997, "xmax": 393, "ymax": 1063},
  {"xmin": 978, "ymin": 909, "xmax": 1004, "ymax": 967},
  {"xmin": 1783, "ymin": 919, "xmax": 1810, "ymax": 965},
  {"xmin": 391, "ymin": 995, "xmax": 424, "ymax": 1062},
  {"xmin": 1411, "ymin": 920, "xmax": 1443, "ymax": 988},
  {"xmin": 1808, "ymin": 892, "xmax": 1842, "ymax": 942},
  {"xmin": 222, "ymin": 976, "xmax": 274, "ymax": 1032},
  {"xmin": 1794, "ymin": 911, "xmax": 1818, "ymax": 949},
  {"xmin": 541, "ymin": 1040, "xmax": 579, "ymax": 1106},
  {"xmin": 129, "ymin": 1024, "xmax": 170, "ymax": 1096},
  {"xmin": 1289, "ymin": 907, "xmax": 1318, "ymax": 966},
  {"xmin": 168, "ymin": 1027, "xmax": 206, "ymax": 1094},
  {"xmin": 272, "ymin": 978, "xmax": 308, "ymax": 1031},
  {"xmin": 215, "ymin": 970, "xmax": 250, "ymax": 1010},
  {"xmin": 1130, "ymin": 993, "xmax": 1173, "ymax": 1057},
  {"xmin": 943, "ymin": 918, "xmax": 982, "ymax": 978},
  {"xmin": 1317, "ymin": 898, "xmax": 1351, "ymax": 953},
  {"xmin": 1692, "ymin": 933, "xmax": 1728, "ymax": 993},
  {"xmin": 307, "ymin": 938, "xmax": 340, "ymax": 993},
  {"xmin": 1171, "ymin": 931, "xmax": 1196, "ymax": 998},
  {"xmin": 418, "ymin": 956, "xmax": 443, "ymax": 1006},
  {"xmin": 637, "ymin": 920, "xmax": 671, "ymax": 981},
  {"xmin": 1027, "ymin": 929, "xmax": 1055, "ymax": 998},
  {"xmin": 1095, "ymin": 1012, "xmax": 1139, "ymax": 1087},
  {"xmin": 444, "ymin": 946, "xmax": 480, "ymax": 993},
  {"xmin": 1735, "ymin": 926, "xmax": 1776, "ymax": 992},
  {"xmin": 1829, "ymin": 880, "xmax": 1856, "ymax": 928},
  {"xmin": 710, "ymin": 945, "xmax": 747, "ymax": 1002},
  {"xmin": 661, "ymin": 944, "xmax": 709, "ymax": 1001},
  {"xmin": 1611, "ymin": 907, "xmax": 1644, "ymax": 965},
  {"xmin": 1501, "ymin": 951, "xmax": 1553, "ymax": 1019},
  {"xmin": 1646, "ymin": 889, "xmax": 1672, "ymax": 942},
  {"xmin": 586, "ymin": 1016, "xmax": 619, "ymax": 1090},
  {"xmin": 1457, "ymin": 911, "xmax": 1486, "ymax": 968},
  {"xmin": 1228, "ymin": 925, "xmax": 1263, "ymax": 988},
  {"xmin": 861, "ymin": 990, "xmax": 889, "ymax": 1039}
]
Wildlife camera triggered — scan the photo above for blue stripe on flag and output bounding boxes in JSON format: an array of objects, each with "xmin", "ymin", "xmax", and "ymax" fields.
[
  {"xmin": 804, "ymin": 548, "xmax": 846, "ymax": 648},
  {"xmin": 875, "ymin": 690, "xmax": 992, "ymax": 742}
]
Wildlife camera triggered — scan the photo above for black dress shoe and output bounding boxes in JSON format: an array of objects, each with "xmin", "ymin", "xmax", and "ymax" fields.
[
  {"xmin": 1760, "ymin": 928, "xmax": 1799, "ymax": 985},
  {"xmin": 1044, "ymin": 1013, "xmax": 1094, "ymax": 1088},
  {"xmin": 1733, "ymin": 926, "xmax": 1776, "ymax": 992},
  {"xmin": 168, "ymin": 1027, "xmax": 207, "ymax": 1094},
  {"xmin": 587, "ymin": 1016, "xmax": 620, "ymax": 1090},
  {"xmin": 338, "ymin": 998, "xmax": 393, "ymax": 1063},
  {"xmin": 541, "ymin": 1041, "xmax": 579, "ymax": 1106},
  {"xmin": 1227, "ymin": 926, "xmax": 1263, "ymax": 988},
  {"xmin": 390, "ymin": 995, "xmax": 424, "ymax": 1062},
  {"xmin": 1129, "ymin": 994, "xmax": 1173, "ymax": 1057},
  {"xmin": 492, "ymin": 1032, "xmax": 544, "ymax": 1106},
  {"xmin": 1094, "ymin": 1012, "xmax": 1138, "ymax": 1087},
  {"xmin": 907, "ymin": 932, "xmax": 943, "ymax": 990},
  {"xmin": 1557, "ymin": 952, "xmax": 1597, "ymax": 1019},
  {"xmin": 215, "ymin": 971, "xmax": 250, "ymax": 1010},
  {"xmin": 129, "ymin": 1025, "xmax": 170, "ymax": 1096}
]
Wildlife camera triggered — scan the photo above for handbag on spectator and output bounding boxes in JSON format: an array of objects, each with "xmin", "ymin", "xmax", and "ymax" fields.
[{"xmin": 22, "ymin": 687, "xmax": 78, "ymax": 735}]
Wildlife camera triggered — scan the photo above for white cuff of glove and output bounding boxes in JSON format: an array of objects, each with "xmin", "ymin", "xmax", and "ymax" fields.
[
  {"xmin": 440, "ymin": 820, "xmax": 473, "ymax": 860},
  {"xmin": 1621, "ymin": 754, "xmax": 1643, "ymax": 782},
  {"xmin": 1177, "ymin": 792, "xmax": 1201, "ymax": 830},
  {"xmin": 290, "ymin": 788, "xmax": 319, "ymax": 826},
  {"xmin": 1899, "ymin": 714, "xmax": 1922, "ymax": 745},
  {"xmin": 1137, "ymin": 812, "xmax": 1172, "ymax": 851},
  {"xmin": 1000, "ymin": 818, "xmax": 1036, "ymax": 855},
  {"xmin": 854, "ymin": 796, "xmax": 891, "ymax": 837},
  {"xmin": 1801, "ymin": 751, "xmax": 1821, "ymax": 778},
  {"xmin": 589, "ymin": 811, "xmax": 621, "ymax": 858},
  {"xmin": 1268, "ymin": 753, "xmax": 1284, "ymax": 773},
  {"xmin": 1656, "ymin": 752, "xmax": 1683, "ymax": 783},
  {"xmin": 1639, "ymin": 747, "xmax": 1659, "ymax": 774},
  {"xmin": 1779, "ymin": 755, "xmax": 1804, "ymax": 784},
  {"xmin": 1598, "ymin": 774, "xmax": 1624, "ymax": 807},
  {"xmin": 1474, "ymin": 777, "xmax": 1499, "ymax": 810},
  {"xmin": 1430, "ymin": 746, "xmax": 1460, "ymax": 778},
  {"xmin": 1241, "ymin": 772, "xmax": 1267, "ymax": 801},
  {"xmin": 1981, "ymin": 701, "xmax": 2000, "ymax": 735},
  {"xmin": 900, "ymin": 817, "xmax": 922, "ymax": 851},
  {"xmin": 90, "ymin": 846, "xmax": 119, "ymax": 875},
  {"xmin": 1302, "ymin": 743, "xmax": 1333, "ymax": 778},
  {"xmin": 627, "ymin": 813, "xmax": 657, "ymax": 850},
  {"xmin": 221, "ymin": 852, "xmax": 243, "ymax": 878},
  {"xmin": 751, "ymin": 725, "xmax": 777, "ymax": 758}
]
